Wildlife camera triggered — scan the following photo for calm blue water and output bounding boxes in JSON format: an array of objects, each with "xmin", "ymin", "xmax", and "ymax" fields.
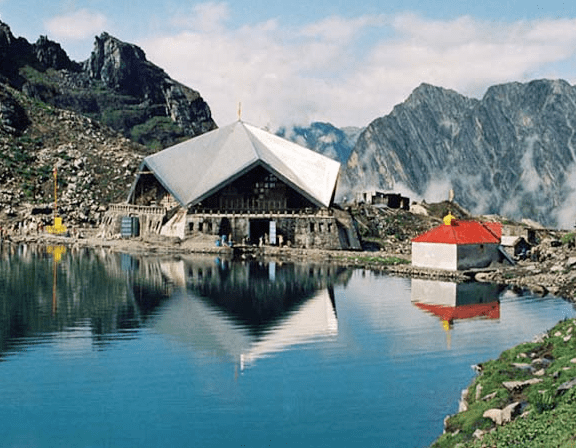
[{"xmin": 0, "ymin": 244, "xmax": 574, "ymax": 448}]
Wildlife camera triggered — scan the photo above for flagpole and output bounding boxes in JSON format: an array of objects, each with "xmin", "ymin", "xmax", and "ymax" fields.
[{"xmin": 53, "ymin": 165, "xmax": 57, "ymax": 223}]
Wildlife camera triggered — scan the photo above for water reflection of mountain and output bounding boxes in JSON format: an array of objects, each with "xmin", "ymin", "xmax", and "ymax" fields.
[
  {"xmin": 0, "ymin": 244, "xmax": 351, "ymax": 365},
  {"xmin": 0, "ymin": 244, "xmax": 143, "ymax": 357},
  {"xmin": 411, "ymin": 279, "xmax": 503, "ymax": 325}
]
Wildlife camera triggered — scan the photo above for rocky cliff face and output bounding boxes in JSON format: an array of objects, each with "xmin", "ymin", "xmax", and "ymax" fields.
[
  {"xmin": 341, "ymin": 80, "xmax": 576, "ymax": 227},
  {"xmin": 0, "ymin": 21, "xmax": 216, "ymax": 149}
]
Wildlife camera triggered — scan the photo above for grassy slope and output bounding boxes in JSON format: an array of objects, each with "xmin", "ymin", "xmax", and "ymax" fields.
[{"xmin": 431, "ymin": 318, "xmax": 576, "ymax": 448}]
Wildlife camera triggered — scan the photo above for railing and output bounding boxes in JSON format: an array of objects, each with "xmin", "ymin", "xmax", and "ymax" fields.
[
  {"xmin": 188, "ymin": 208, "xmax": 333, "ymax": 217},
  {"xmin": 108, "ymin": 203, "xmax": 167, "ymax": 216}
]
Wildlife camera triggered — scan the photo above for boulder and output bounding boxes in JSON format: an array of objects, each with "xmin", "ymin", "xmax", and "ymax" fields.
[
  {"xmin": 480, "ymin": 391, "xmax": 497, "ymax": 401},
  {"xmin": 557, "ymin": 378, "xmax": 576, "ymax": 394},
  {"xmin": 482, "ymin": 402, "xmax": 521, "ymax": 425},
  {"xmin": 473, "ymin": 428, "xmax": 487, "ymax": 439},
  {"xmin": 475, "ymin": 272, "xmax": 493, "ymax": 282},
  {"xmin": 511, "ymin": 363, "xmax": 535, "ymax": 374},
  {"xmin": 502, "ymin": 378, "xmax": 543, "ymax": 392},
  {"xmin": 530, "ymin": 284, "xmax": 548, "ymax": 296},
  {"xmin": 458, "ymin": 388, "xmax": 469, "ymax": 412}
]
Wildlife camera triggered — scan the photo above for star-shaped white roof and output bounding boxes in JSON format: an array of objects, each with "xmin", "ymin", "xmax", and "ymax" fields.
[{"xmin": 136, "ymin": 121, "xmax": 341, "ymax": 208}]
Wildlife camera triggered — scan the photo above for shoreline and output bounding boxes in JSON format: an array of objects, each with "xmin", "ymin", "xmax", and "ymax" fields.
[{"xmin": 6, "ymin": 229, "xmax": 576, "ymax": 303}]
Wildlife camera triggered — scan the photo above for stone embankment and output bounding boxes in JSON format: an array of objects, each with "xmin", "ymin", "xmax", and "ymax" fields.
[{"xmin": 473, "ymin": 237, "xmax": 576, "ymax": 303}]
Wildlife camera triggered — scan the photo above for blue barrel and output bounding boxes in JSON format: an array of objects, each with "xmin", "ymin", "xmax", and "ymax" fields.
[{"xmin": 121, "ymin": 216, "xmax": 140, "ymax": 238}]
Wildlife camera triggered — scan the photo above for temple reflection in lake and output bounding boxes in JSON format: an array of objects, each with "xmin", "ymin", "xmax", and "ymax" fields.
[
  {"xmin": 134, "ymin": 256, "xmax": 349, "ymax": 369},
  {"xmin": 0, "ymin": 244, "xmax": 350, "ymax": 369}
]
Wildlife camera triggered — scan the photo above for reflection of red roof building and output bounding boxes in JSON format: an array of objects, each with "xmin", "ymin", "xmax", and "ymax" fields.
[
  {"xmin": 413, "ymin": 301, "xmax": 500, "ymax": 321},
  {"xmin": 411, "ymin": 214, "xmax": 502, "ymax": 270},
  {"xmin": 411, "ymin": 279, "xmax": 503, "ymax": 348}
]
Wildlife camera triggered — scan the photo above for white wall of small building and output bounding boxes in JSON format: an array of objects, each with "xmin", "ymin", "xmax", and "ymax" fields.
[
  {"xmin": 411, "ymin": 242, "xmax": 458, "ymax": 270},
  {"xmin": 412, "ymin": 242, "xmax": 500, "ymax": 270}
]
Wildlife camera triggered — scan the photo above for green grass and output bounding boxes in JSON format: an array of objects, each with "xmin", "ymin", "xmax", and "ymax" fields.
[
  {"xmin": 335, "ymin": 255, "xmax": 410, "ymax": 265},
  {"xmin": 561, "ymin": 232, "xmax": 576, "ymax": 245}
]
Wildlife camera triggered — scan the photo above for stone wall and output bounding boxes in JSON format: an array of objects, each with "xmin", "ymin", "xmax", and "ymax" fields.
[
  {"xmin": 100, "ymin": 204, "xmax": 166, "ymax": 238},
  {"xmin": 185, "ymin": 211, "xmax": 352, "ymax": 249},
  {"xmin": 100, "ymin": 205, "xmax": 360, "ymax": 250}
]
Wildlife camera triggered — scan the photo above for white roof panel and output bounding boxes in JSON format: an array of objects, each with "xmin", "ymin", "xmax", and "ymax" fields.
[{"xmin": 140, "ymin": 121, "xmax": 340, "ymax": 208}]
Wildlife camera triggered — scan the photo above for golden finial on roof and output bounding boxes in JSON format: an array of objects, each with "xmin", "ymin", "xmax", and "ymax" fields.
[
  {"xmin": 238, "ymin": 102, "xmax": 242, "ymax": 121},
  {"xmin": 443, "ymin": 212, "xmax": 456, "ymax": 226}
]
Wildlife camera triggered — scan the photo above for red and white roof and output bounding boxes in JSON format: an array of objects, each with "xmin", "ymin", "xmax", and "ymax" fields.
[{"xmin": 412, "ymin": 220, "xmax": 501, "ymax": 245}]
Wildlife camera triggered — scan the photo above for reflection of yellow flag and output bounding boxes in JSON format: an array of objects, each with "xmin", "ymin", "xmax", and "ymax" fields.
[
  {"xmin": 47, "ymin": 245, "xmax": 66, "ymax": 262},
  {"xmin": 442, "ymin": 320, "xmax": 452, "ymax": 350}
]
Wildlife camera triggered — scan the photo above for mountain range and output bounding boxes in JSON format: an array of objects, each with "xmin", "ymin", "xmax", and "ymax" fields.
[
  {"xmin": 339, "ymin": 80, "xmax": 576, "ymax": 228},
  {"xmin": 2, "ymin": 21, "xmax": 576, "ymax": 228}
]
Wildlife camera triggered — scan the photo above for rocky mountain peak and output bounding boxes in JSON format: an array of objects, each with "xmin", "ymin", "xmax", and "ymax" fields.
[
  {"xmin": 277, "ymin": 122, "xmax": 363, "ymax": 164},
  {"xmin": 0, "ymin": 21, "xmax": 216, "ymax": 148},
  {"xmin": 0, "ymin": 21, "xmax": 14, "ymax": 45},
  {"xmin": 33, "ymin": 35, "xmax": 80, "ymax": 72},
  {"xmin": 405, "ymin": 83, "xmax": 478, "ymax": 114},
  {"xmin": 0, "ymin": 21, "xmax": 35, "ymax": 84},
  {"xmin": 84, "ymin": 32, "xmax": 150, "ymax": 96}
]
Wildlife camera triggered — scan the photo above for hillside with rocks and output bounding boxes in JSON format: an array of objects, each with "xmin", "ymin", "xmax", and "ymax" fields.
[
  {"xmin": 340, "ymin": 80, "xmax": 576, "ymax": 228},
  {"xmin": 0, "ymin": 21, "xmax": 216, "ymax": 150},
  {"xmin": 0, "ymin": 83, "xmax": 145, "ymax": 230}
]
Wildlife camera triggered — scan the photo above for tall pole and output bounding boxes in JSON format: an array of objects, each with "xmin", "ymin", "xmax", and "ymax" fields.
[{"xmin": 53, "ymin": 165, "xmax": 57, "ymax": 222}]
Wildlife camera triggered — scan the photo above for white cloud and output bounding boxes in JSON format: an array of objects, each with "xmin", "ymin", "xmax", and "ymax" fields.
[
  {"xmin": 45, "ymin": 9, "xmax": 108, "ymax": 40},
  {"xmin": 555, "ymin": 166, "xmax": 576, "ymax": 229},
  {"xmin": 171, "ymin": 2, "xmax": 231, "ymax": 34},
  {"xmin": 300, "ymin": 14, "xmax": 386, "ymax": 43},
  {"xmin": 139, "ymin": 8, "xmax": 576, "ymax": 129}
]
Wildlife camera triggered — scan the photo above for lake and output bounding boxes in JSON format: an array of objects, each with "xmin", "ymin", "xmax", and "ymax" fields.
[{"xmin": 0, "ymin": 244, "xmax": 574, "ymax": 448}]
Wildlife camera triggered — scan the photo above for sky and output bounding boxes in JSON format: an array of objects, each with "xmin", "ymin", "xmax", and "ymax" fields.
[{"xmin": 2, "ymin": 0, "xmax": 576, "ymax": 130}]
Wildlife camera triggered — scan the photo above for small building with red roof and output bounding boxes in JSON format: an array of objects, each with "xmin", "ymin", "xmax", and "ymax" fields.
[{"xmin": 411, "ymin": 213, "xmax": 502, "ymax": 270}]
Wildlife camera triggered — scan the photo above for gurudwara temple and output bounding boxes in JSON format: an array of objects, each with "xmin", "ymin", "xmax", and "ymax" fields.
[{"xmin": 101, "ymin": 120, "xmax": 361, "ymax": 250}]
